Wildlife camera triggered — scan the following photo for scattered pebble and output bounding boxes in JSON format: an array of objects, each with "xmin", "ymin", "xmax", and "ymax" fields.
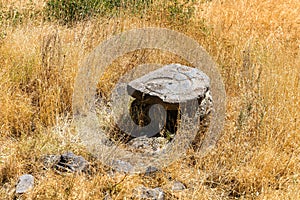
[
  {"xmin": 111, "ymin": 159, "xmax": 134, "ymax": 173},
  {"xmin": 42, "ymin": 151, "xmax": 89, "ymax": 173},
  {"xmin": 133, "ymin": 186, "xmax": 164, "ymax": 200},
  {"xmin": 145, "ymin": 166, "xmax": 159, "ymax": 174},
  {"xmin": 16, "ymin": 174, "xmax": 34, "ymax": 194},
  {"xmin": 127, "ymin": 136, "xmax": 168, "ymax": 154},
  {"xmin": 171, "ymin": 181, "xmax": 186, "ymax": 191}
]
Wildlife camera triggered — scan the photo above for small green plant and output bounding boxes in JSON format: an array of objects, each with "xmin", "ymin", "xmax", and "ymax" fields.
[
  {"xmin": 5, "ymin": 7, "xmax": 23, "ymax": 24},
  {"xmin": 167, "ymin": 0, "xmax": 195, "ymax": 25},
  {"xmin": 44, "ymin": 0, "xmax": 153, "ymax": 25},
  {"xmin": 0, "ymin": 7, "xmax": 2, "ymax": 24},
  {"xmin": 44, "ymin": 0, "xmax": 102, "ymax": 24},
  {"xmin": 122, "ymin": 0, "xmax": 153, "ymax": 15}
]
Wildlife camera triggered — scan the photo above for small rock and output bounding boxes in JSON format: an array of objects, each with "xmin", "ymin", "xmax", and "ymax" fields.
[
  {"xmin": 16, "ymin": 174, "xmax": 34, "ymax": 194},
  {"xmin": 171, "ymin": 181, "xmax": 186, "ymax": 191},
  {"xmin": 101, "ymin": 138, "xmax": 114, "ymax": 147},
  {"xmin": 145, "ymin": 166, "xmax": 159, "ymax": 174},
  {"xmin": 42, "ymin": 152, "xmax": 89, "ymax": 173},
  {"xmin": 111, "ymin": 159, "xmax": 133, "ymax": 173},
  {"xmin": 133, "ymin": 186, "xmax": 164, "ymax": 200},
  {"xmin": 127, "ymin": 136, "xmax": 168, "ymax": 154},
  {"xmin": 42, "ymin": 154, "xmax": 60, "ymax": 170},
  {"xmin": 56, "ymin": 152, "xmax": 89, "ymax": 173},
  {"xmin": 128, "ymin": 136, "xmax": 152, "ymax": 151}
]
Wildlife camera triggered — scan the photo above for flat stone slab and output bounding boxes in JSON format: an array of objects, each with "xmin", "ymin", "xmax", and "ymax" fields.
[{"xmin": 127, "ymin": 64, "xmax": 210, "ymax": 105}]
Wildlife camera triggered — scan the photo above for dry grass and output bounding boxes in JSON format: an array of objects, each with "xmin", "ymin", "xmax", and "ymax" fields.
[{"xmin": 0, "ymin": 0, "xmax": 299, "ymax": 199}]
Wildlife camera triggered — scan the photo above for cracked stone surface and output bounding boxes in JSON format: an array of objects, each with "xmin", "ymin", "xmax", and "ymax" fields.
[{"xmin": 127, "ymin": 63, "xmax": 210, "ymax": 105}]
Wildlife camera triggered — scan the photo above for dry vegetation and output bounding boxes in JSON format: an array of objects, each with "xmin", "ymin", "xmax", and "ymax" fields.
[{"xmin": 0, "ymin": 0, "xmax": 299, "ymax": 199}]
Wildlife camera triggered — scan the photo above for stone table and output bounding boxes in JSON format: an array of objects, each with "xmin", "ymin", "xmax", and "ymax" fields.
[{"xmin": 127, "ymin": 63, "xmax": 213, "ymax": 138}]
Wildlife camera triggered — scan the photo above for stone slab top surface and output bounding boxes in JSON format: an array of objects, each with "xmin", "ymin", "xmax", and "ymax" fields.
[{"xmin": 127, "ymin": 64, "xmax": 210, "ymax": 104}]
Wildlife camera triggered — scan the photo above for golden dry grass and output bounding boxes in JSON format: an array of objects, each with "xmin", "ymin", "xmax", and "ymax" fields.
[{"xmin": 0, "ymin": 0, "xmax": 299, "ymax": 199}]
